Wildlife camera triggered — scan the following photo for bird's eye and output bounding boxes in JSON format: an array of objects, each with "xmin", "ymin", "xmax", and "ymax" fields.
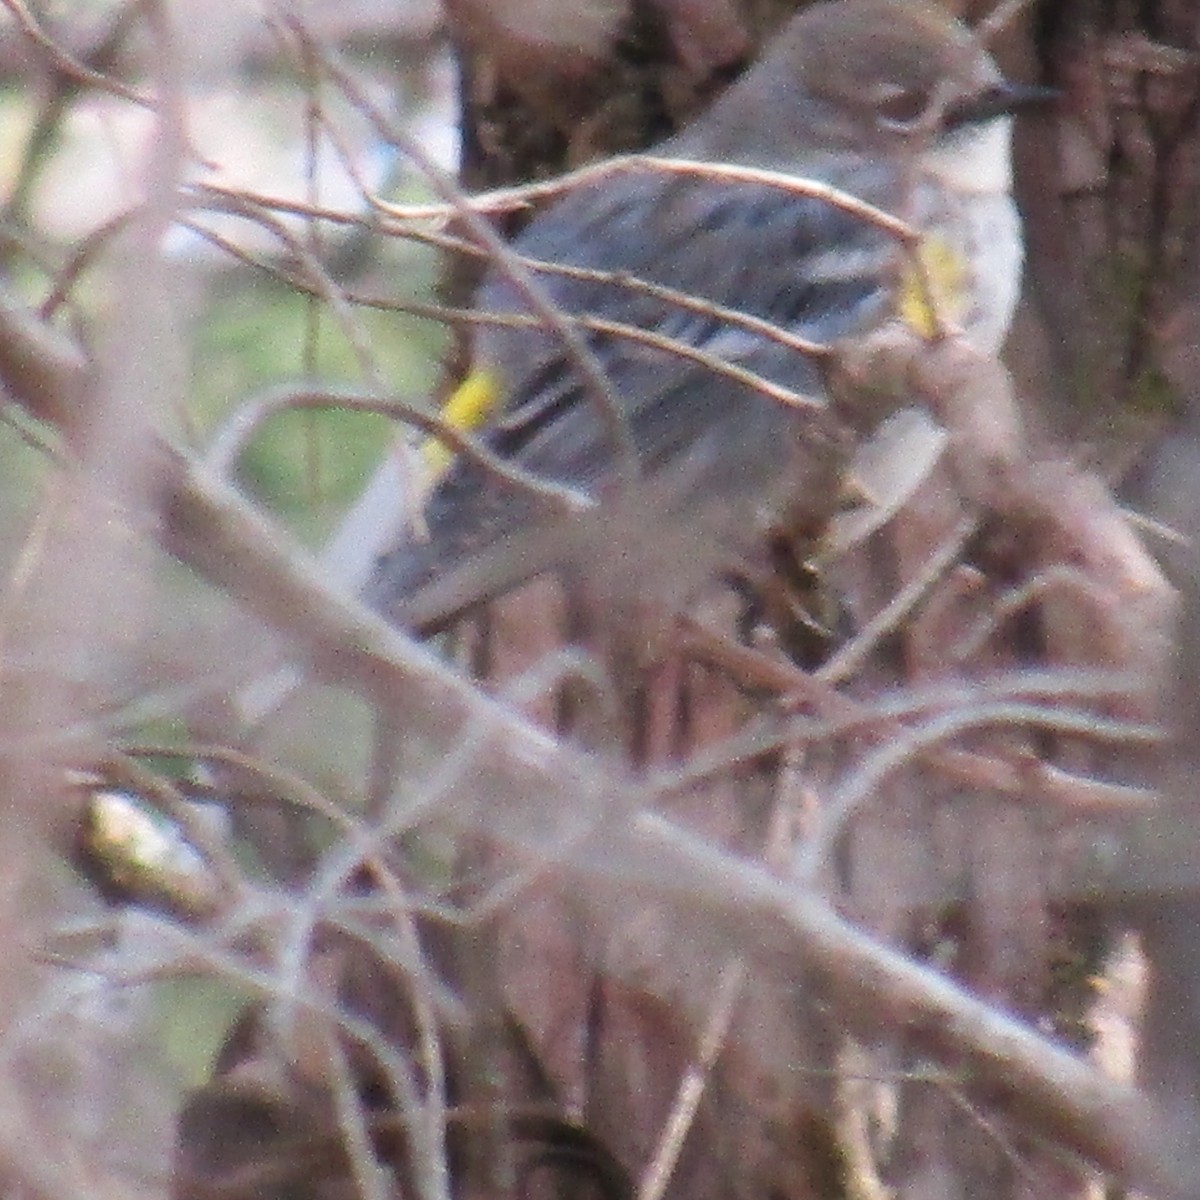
[{"xmin": 873, "ymin": 83, "xmax": 930, "ymax": 131}]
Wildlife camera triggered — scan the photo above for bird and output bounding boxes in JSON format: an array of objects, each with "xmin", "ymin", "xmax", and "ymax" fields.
[{"xmin": 364, "ymin": 0, "xmax": 1043, "ymax": 638}]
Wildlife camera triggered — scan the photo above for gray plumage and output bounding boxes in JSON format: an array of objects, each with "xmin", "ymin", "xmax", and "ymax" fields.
[{"xmin": 365, "ymin": 0, "xmax": 1023, "ymax": 632}]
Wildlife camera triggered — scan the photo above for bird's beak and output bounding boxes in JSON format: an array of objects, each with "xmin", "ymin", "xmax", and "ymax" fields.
[{"xmin": 948, "ymin": 80, "xmax": 1058, "ymax": 128}]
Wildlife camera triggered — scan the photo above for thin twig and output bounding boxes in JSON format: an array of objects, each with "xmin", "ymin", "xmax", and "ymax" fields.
[
  {"xmin": 241, "ymin": 239, "xmax": 825, "ymax": 413},
  {"xmin": 645, "ymin": 666, "xmax": 1152, "ymax": 800},
  {"xmin": 302, "ymin": 27, "xmax": 641, "ymax": 486},
  {"xmin": 185, "ymin": 215, "xmax": 825, "ymax": 448},
  {"xmin": 41, "ymin": 210, "xmax": 135, "ymax": 319},
  {"xmin": 389, "ymin": 222, "xmax": 830, "ymax": 363},
  {"xmin": 950, "ymin": 565, "xmax": 1124, "ymax": 664},
  {"xmin": 798, "ymin": 701, "xmax": 1160, "ymax": 880},
  {"xmin": 203, "ymin": 383, "xmax": 590, "ymax": 514},
  {"xmin": 817, "ymin": 516, "xmax": 977, "ymax": 684},
  {"xmin": 638, "ymin": 961, "xmax": 746, "ymax": 1200},
  {"xmin": 0, "ymin": 0, "xmax": 151, "ymax": 106},
  {"xmin": 373, "ymin": 154, "xmax": 917, "ymax": 247},
  {"xmin": 190, "ymin": 190, "xmax": 388, "ymax": 393}
]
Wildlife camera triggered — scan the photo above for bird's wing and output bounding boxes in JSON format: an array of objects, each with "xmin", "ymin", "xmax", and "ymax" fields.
[{"xmin": 367, "ymin": 168, "xmax": 896, "ymax": 628}]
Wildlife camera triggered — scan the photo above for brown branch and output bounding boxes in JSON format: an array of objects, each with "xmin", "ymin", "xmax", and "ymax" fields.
[
  {"xmin": 304, "ymin": 29, "xmax": 641, "ymax": 485},
  {"xmin": 183, "ymin": 207, "xmax": 826, "ymax": 426},
  {"xmin": 0, "ymin": 0, "xmax": 151, "ymax": 106},
  {"xmin": 621, "ymin": 812, "xmax": 1188, "ymax": 1198},
  {"xmin": 202, "ymin": 384, "xmax": 590, "ymax": 515},
  {"xmin": 371, "ymin": 154, "xmax": 916, "ymax": 245}
]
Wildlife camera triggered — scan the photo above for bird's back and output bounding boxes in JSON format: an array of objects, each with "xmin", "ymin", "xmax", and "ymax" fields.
[{"xmin": 365, "ymin": 161, "xmax": 899, "ymax": 630}]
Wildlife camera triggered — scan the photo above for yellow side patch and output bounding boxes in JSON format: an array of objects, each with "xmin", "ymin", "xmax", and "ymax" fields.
[
  {"xmin": 422, "ymin": 367, "xmax": 501, "ymax": 479},
  {"xmin": 897, "ymin": 236, "xmax": 970, "ymax": 339}
]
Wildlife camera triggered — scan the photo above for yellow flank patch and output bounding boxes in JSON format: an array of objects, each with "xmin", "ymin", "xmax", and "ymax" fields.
[
  {"xmin": 897, "ymin": 235, "xmax": 970, "ymax": 339},
  {"xmin": 422, "ymin": 367, "xmax": 501, "ymax": 479}
]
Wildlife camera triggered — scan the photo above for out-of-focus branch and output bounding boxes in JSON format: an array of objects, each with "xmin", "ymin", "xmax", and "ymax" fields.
[
  {"xmin": 625, "ymin": 812, "xmax": 1188, "ymax": 1199},
  {"xmin": 0, "ymin": 0, "xmax": 151, "ymax": 106},
  {"xmin": 0, "ymin": 290, "xmax": 87, "ymax": 431}
]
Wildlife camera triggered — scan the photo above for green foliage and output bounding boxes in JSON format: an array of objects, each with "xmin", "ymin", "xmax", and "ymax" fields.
[
  {"xmin": 154, "ymin": 976, "xmax": 254, "ymax": 1088},
  {"xmin": 192, "ymin": 245, "xmax": 446, "ymax": 544}
]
